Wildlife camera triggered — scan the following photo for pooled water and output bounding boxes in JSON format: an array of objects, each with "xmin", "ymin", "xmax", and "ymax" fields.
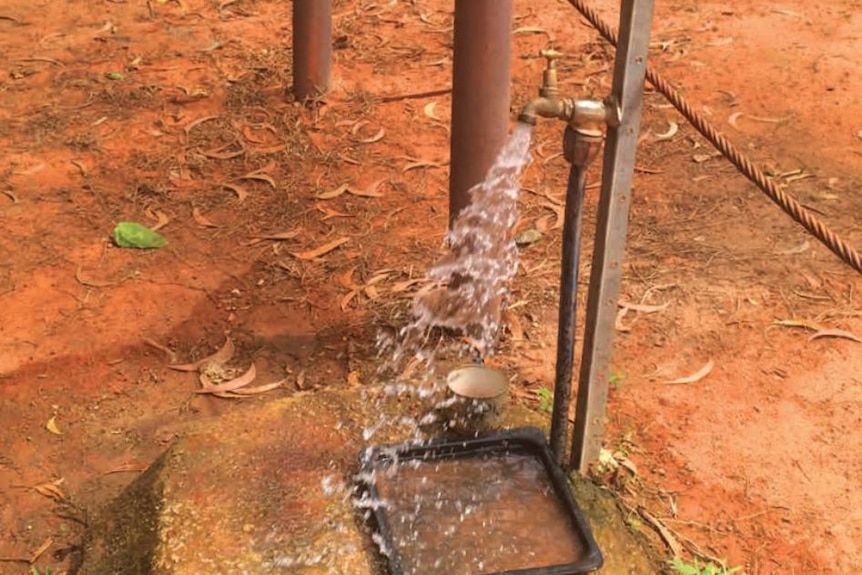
[{"xmin": 373, "ymin": 454, "xmax": 587, "ymax": 575}]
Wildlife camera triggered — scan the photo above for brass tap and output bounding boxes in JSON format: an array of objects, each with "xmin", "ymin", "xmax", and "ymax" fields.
[
  {"xmin": 517, "ymin": 50, "xmax": 621, "ymax": 132},
  {"xmin": 517, "ymin": 50, "xmax": 571, "ymax": 126}
]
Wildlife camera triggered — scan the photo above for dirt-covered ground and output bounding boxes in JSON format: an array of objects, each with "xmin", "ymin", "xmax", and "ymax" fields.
[{"xmin": 1, "ymin": 1, "xmax": 861, "ymax": 573}]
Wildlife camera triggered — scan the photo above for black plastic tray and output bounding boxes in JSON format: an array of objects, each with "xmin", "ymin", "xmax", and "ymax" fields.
[{"xmin": 357, "ymin": 427, "xmax": 603, "ymax": 575}]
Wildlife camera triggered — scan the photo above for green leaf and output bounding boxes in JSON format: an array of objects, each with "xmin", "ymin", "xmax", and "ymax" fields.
[
  {"xmin": 113, "ymin": 222, "xmax": 168, "ymax": 249},
  {"xmin": 668, "ymin": 558, "xmax": 699, "ymax": 575},
  {"xmin": 105, "ymin": 72, "xmax": 125, "ymax": 80}
]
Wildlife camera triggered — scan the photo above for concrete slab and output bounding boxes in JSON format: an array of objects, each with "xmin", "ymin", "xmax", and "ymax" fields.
[{"xmin": 78, "ymin": 389, "xmax": 660, "ymax": 574}]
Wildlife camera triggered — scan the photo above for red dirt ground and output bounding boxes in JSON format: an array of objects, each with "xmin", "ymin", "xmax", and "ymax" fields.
[{"xmin": 1, "ymin": 1, "xmax": 861, "ymax": 574}]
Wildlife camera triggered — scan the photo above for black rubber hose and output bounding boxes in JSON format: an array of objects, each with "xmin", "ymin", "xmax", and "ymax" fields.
[{"xmin": 550, "ymin": 160, "xmax": 588, "ymax": 463}]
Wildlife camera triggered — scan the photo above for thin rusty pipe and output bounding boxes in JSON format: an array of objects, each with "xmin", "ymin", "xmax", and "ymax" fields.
[
  {"xmin": 549, "ymin": 128, "xmax": 600, "ymax": 464},
  {"xmin": 292, "ymin": 0, "xmax": 332, "ymax": 101},
  {"xmin": 549, "ymin": 161, "xmax": 587, "ymax": 463},
  {"xmin": 448, "ymin": 0, "xmax": 513, "ymax": 225}
]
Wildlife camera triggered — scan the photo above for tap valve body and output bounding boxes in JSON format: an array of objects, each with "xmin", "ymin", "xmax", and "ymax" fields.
[{"xmin": 517, "ymin": 50, "xmax": 621, "ymax": 139}]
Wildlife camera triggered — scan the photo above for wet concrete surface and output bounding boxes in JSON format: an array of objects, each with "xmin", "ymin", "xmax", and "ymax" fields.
[{"xmin": 78, "ymin": 389, "xmax": 660, "ymax": 574}]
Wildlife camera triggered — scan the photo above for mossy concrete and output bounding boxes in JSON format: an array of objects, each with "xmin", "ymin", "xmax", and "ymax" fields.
[{"xmin": 78, "ymin": 389, "xmax": 660, "ymax": 574}]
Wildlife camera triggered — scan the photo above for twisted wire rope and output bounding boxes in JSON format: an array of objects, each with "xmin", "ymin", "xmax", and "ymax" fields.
[{"xmin": 568, "ymin": 0, "xmax": 862, "ymax": 274}]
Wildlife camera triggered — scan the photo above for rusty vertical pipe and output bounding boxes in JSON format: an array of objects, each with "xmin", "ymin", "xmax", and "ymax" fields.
[
  {"xmin": 292, "ymin": 0, "xmax": 332, "ymax": 101},
  {"xmin": 448, "ymin": 0, "xmax": 514, "ymax": 225}
]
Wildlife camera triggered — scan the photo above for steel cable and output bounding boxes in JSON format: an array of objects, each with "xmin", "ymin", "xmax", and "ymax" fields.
[{"xmin": 567, "ymin": 0, "xmax": 862, "ymax": 275}]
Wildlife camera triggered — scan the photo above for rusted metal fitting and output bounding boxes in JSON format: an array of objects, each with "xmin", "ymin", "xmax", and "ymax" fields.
[{"xmin": 563, "ymin": 125, "xmax": 602, "ymax": 166}]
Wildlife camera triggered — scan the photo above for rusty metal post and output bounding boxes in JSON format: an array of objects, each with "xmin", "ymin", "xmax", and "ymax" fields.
[
  {"xmin": 448, "ymin": 0, "xmax": 514, "ymax": 225},
  {"xmin": 292, "ymin": 0, "xmax": 332, "ymax": 100},
  {"xmin": 571, "ymin": 0, "xmax": 655, "ymax": 473}
]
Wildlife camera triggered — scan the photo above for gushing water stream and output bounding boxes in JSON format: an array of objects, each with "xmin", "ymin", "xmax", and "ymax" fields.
[{"xmin": 380, "ymin": 123, "xmax": 533, "ymax": 373}]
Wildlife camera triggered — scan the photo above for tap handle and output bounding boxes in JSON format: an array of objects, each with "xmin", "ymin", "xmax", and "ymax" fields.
[
  {"xmin": 540, "ymin": 49, "xmax": 562, "ymax": 70},
  {"xmin": 538, "ymin": 49, "xmax": 561, "ymax": 98}
]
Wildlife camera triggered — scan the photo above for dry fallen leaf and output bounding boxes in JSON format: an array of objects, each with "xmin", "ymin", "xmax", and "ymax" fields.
[
  {"xmin": 104, "ymin": 462, "xmax": 149, "ymax": 474},
  {"xmin": 1, "ymin": 189, "xmax": 19, "ymax": 203},
  {"xmin": 781, "ymin": 170, "xmax": 812, "ymax": 183},
  {"xmin": 250, "ymin": 229, "xmax": 302, "ymax": 241},
  {"xmin": 340, "ymin": 290, "xmax": 359, "ymax": 311},
  {"xmin": 534, "ymin": 214, "xmax": 555, "ymax": 233},
  {"xmin": 46, "ymin": 416, "xmax": 62, "ymax": 435},
  {"xmin": 366, "ymin": 269, "xmax": 395, "ymax": 284},
  {"xmin": 143, "ymin": 338, "xmax": 179, "ymax": 364},
  {"xmin": 391, "ymin": 278, "xmax": 424, "ymax": 292},
  {"xmin": 774, "ymin": 318, "xmax": 825, "ymax": 332},
  {"xmin": 335, "ymin": 267, "xmax": 357, "ymax": 289},
  {"xmin": 777, "ymin": 240, "xmax": 810, "ymax": 255},
  {"xmin": 221, "ymin": 182, "xmax": 249, "ymax": 203},
  {"xmin": 200, "ymin": 146, "xmax": 244, "ymax": 160},
  {"xmin": 316, "ymin": 204, "xmax": 352, "ymax": 220},
  {"xmin": 169, "ymin": 337, "xmax": 235, "ymax": 371},
  {"xmin": 349, "ymin": 120, "xmax": 370, "ymax": 134},
  {"xmin": 295, "ymin": 370, "xmax": 308, "ymax": 390},
  {"xmin": 654, "ymin": 121, "xmax": 679, "ymax": 141},
  {"xmin": 502, "ymin": 308, "xmax": 524, "ymax": 342},
  {"xmin": 540, "ymin": 201, "xmax": 565, "ymax": 230},
  {"xmin": 29, "ymin": 537, "xmax": 53, "ymax": 564},
  {"xmin": 290, "ymin": 237, "xmax": 350, "ymax": 260},
  {"xmin": 240, "ymin": 124, "xmax": 266, "ymax": 144},
  {"xmin": 364, "ymin": 285, "xmax": 381, "ymax": 300},
  {"xmin": 184, "ymin": 115, "xmax": 218, "ymax": 135},
  {"xmin": 226, "ymin": 378, "xmax": 286, "ymax": 396},
  {"xmin": 356, "ymin": 127, "xmax": 385, "ymax": 144},
  {"xmin": 145, "ymin": 206, "xmax": 170, "ymax": 231},
  {"xmin": 75, "ymin": 266, "xmax": 118, "ymax": 288},
  {"xmin": 424, "ymin": 102, "xmax": 440, "ymax": 121},
  {"xmin": 196, "ymin": 363, "xmax": 257, "ymax": 394},
  {"xmin": 707, "ymin": 37, "xmax": 734, "ymax": 47},
  {"xmin": 618, "ymin": 301, "xmax": 670, "ymax": 313},
  {"xmin": 239, "ymin": 171, "xmax": 276, "ymax": 189},
  {"xmin": 748, "ymin": 115, "xmax": 788, "ymax": 123},
  {"xmin": 347, "ymin": 371, "xmax": 361, "ymax": 386},
  {"xmin": 33, "ymin": 478, "xmax": 66, "ymax": 501},
  {"xmin": 317, "ymin": 183, "xmax": 350, "ymax": 199},
  {"xmin": 660, "ymin": 360, "xmax": 714, "ymax": 385},
  {"xmin": 692, "ymin": 153, "xmax": 717, "ymax": 163},
  {"xmin": 541, "ymin": 151, "xmax": 563, "ymax": 165},
  {"xmin": 402, "ymin": 160, "xmax": 443, "ymax": 172},
  {"xmin": 249, "ymin": 144, "xmax": 287, "ymax": 155},
  {"xmin": 349, "ymin": 179, "xmax": 386, "ymax": 198},
  {"xmin": 192, "ymin": 207, "xmax": 218, "ymax": 227},
  {"xmin": 809, "ymin": 329, "xmax": 861, "ymax": 344},
  {"xmin": 729, "ymin": 111, "xmax": 788, "ymax": 128},
  {"xmin": 615, "ymin": 306, "xmax": 632, "ymax": 332},
  {"xmin": 512, "ymin": 26, "xmax": 555, "ymax": 42},
  {"xmin": 638, "ymin": 507, "xmax": 684, "ymax": 558}
]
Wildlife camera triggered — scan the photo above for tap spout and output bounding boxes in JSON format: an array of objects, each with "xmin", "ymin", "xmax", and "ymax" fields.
[{"xmin": 517, "ymin": 96, "xmax": 573, "ymax": 126}]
